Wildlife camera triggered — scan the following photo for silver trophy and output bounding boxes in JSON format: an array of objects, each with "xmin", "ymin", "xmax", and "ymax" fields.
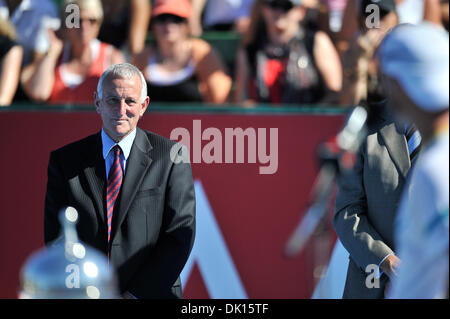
[{"xmin": 19, "ymin": 207, "xmax": 119, "ymax": 299}]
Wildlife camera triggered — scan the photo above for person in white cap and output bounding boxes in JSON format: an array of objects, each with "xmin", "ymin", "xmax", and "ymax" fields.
[{"xmin": 378, "ymin": 22, "xmax": 449, "ymax": 298}]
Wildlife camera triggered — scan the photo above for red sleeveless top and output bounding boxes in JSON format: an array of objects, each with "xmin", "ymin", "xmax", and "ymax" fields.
[{"xmin": 48, "ymin": 41, "xmax": 112, "ymax": 105}]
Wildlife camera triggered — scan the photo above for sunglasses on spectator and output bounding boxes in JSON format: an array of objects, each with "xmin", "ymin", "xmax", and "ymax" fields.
[
  {"xmin": 153, "ymin": 14, "xmax": 187, "ymax": 24},
  {"xmin": 264, "ymin": 1, "xmax": 294, "ymax": 12},
  {"xmin": 80, "ymin": 17, "xmax": 99, "ymax": 25}
]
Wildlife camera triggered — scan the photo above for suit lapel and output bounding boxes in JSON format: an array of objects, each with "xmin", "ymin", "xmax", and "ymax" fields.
[
  {"xmin": 379, "ymin": 121, "xmax": 411, "ymax": 179},
  {"xmin": 83, "ymin": 132, "xmax": 107, "ymax": 225},
  {"xmin": 112, "ymin": 128, "xmax": 153, "ymax": 239}
]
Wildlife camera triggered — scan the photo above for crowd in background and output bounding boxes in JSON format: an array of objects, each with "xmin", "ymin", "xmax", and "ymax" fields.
[
  {"xmin": 0, "ymin": 0, "xmax": 448, "ymax": 301},
  {"xmin": 0, "ymin": 0, "xmax": 448, "ymax": 107}
]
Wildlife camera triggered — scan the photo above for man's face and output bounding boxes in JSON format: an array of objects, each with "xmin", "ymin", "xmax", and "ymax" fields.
[{"xmin": 95, "ymin": 75, "xmax": 149, "ymax": 142}]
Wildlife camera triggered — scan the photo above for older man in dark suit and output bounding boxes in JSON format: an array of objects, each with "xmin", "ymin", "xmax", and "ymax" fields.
[{"xmin": 44, "ymin": 62, "xmax": 196, "ymax": 299}]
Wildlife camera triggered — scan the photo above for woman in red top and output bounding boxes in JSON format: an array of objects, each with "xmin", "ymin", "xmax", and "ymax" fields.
[{"xmin": 23, "ymin": 0, "xmax": 124, "ymax": 105}]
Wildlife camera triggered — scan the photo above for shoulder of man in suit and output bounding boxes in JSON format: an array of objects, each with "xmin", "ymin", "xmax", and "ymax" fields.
[
  {"xmin": 138, "ymin": 127, "xmax": 178, "ymax": 149},
  {"xmin": 52, "ymin": 132, "xmax": 100, "ymax": 156}
]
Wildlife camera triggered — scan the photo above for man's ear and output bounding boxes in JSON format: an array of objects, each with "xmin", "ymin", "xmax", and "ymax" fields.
[
  {"xmin": 140, "ymin": 96, "xmax": 150, "ymax": 117},
  {"xmin": 94, "ymin": 92, "xmax": 101, "ymax": 113}
]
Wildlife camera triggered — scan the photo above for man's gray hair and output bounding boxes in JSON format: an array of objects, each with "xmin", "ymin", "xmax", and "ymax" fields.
[{"xmin": 97, "ymin": 63, "xmax": 148, "ymax": 103}]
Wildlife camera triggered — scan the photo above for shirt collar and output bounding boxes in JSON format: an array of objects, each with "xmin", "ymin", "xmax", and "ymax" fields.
[{"xmin": 101, "ymin": 128, "xmax": 137, "ymax": 160}]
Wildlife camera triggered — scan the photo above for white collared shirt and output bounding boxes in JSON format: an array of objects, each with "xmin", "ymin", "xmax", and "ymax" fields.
[{"xmin": 101, "ymin": 128, "xmax": 137, "ymax": 179}]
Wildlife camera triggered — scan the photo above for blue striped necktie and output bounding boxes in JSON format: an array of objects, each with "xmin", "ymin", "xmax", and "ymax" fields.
[
  {"xmin": 106, "ymin": 145, "xmax": 123, "ymax": 258},
  {"xmin": 405, "ymin": 124, "xmax": 422, "ymax": 164}
]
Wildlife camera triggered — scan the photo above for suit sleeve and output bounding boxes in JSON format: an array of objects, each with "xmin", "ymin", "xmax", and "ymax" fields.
[
  {"xmin": 333, "ymin": 140, "xmax": 394, "ymax": 272},
  {"xmin": 44, "ymin": 150, "xmax": 67, "ymax": 245},
  {"xmin": 127, "ymin": 144, "xmax": 196, "ymax": 298}
]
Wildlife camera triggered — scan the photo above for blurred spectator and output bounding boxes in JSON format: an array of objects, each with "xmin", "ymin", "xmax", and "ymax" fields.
[
  {"xmin": 189, "ymin": 0, "xmax": 255, "ymax": 36},
  {"xmin": 135, "ymin": 0, "xmax": 232, "ymax": 103},
  {"xmin": 336, "ymin": 0, "xmax": 398, "ymax": 59},
  {"xmin": 337, "ymin": 0, "xmax": 449, "ymax": 59},
  {"xmin": 98, "ymin": 0, "xmax": 151, "ymax": 61},
  {"xmin": 22, "ymin": 0, "xmax": 125, "ymax": 105},
  {"xmin": 338, "ymin": 0, "xmax": 398, "ymax": 107},
  {"xmin": 234, "ymin": 0, "xmax": 342, "ymax": 106},
  {"xmin": 378, "ymin": 22, "xmax": 449, "ymax": 299},
  {"xmin": 0, "ymin": 0, "xmax": 59, "ymax": 66},
  {"xmin": 0, "ymin": 17, "xmax": 22, "ymax": 106}
]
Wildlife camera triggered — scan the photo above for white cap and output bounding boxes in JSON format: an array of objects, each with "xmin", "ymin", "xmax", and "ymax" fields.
[{"xmin": 378, "ymin": 22, "xmax": 449, "ymax": 112}]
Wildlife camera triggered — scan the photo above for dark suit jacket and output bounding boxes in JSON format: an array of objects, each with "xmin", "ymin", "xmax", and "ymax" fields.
[
  {"xmin": 333, "ymin": 104, "xmax": 411, "ymax": 298},
  {"xmin": 44, "ymin": 127, "xmax": 196, "ymax": 299}
]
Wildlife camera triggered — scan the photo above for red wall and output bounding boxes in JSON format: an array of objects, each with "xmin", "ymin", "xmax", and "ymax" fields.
[{"xmin": 0, "ymin": 110, "xmax": 344, "ymax": 298}]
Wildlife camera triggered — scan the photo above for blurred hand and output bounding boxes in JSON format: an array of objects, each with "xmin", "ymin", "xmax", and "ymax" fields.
[
  {"xmin": 355, "ymin": 28, "xmax": 385, "ymax": 60},
  {"xmin": 342, "ymin": 28, "xmax": 385, "ymax": 79},
  {"xmin": 47, "ymin": 28, "xmax": 64, "ymax": 58},
  {"xmin": 380, "ymin": 254, "xmax": 401, "ymax": 279}
]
